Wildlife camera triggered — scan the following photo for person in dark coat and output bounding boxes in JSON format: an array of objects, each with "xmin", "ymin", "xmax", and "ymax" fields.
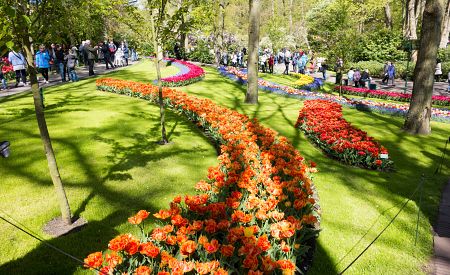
[
  {"xmin": 100, "ymin": 41, "xmax": 114, "ymax": 69},
  {"xmin": 84, "ymin": 40, "xmax": 98, "ymax": 76},
  {"xmin": 121, "ymin": 41, "xmax": 129, "ymax": 66}
]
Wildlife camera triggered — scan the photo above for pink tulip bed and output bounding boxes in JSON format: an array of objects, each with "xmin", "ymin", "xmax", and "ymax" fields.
[
  {"xmin": 160, "ymin": 59, "xmax": 205, "ymax": 87},
  {"xmin": 335, "ymin": 86, "xmax": 450, "ymax": 106}
]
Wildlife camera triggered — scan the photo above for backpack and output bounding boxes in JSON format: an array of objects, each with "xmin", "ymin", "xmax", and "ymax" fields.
[{"xmin": 109, "ymin": 44, "xmax": 116, "ymax": 53}]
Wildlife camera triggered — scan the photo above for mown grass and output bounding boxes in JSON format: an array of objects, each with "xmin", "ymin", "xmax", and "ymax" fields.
[
  {"xmin": 0, "ymin": 60, "xmax": 449, "ymax": 274},
  {"xmin": 0, "ymin": 61, "xmax": 217, "ymax": 274}
]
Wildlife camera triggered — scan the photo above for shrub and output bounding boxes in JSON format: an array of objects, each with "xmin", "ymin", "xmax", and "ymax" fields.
[{"xmin": 187, "ymin": 40, "xmax": 214, "ymax": 64}]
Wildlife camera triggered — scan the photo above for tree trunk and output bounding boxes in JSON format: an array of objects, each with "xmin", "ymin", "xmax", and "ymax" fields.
[
  {"xmin": 21, "ymin": 36, "xmax": 72, "ymax": 225},
  {"xmin": 150, "ymin": 11, "xmax": 168, "ymax": 144},
  {"xmin": 404, "ymin": 0, "xmax": 418, "ymax": 39},
  {"xmin": 288, "ymin": 0, "xmax": 293, "ymax": 34},
  {"xmin": 246, "ymin": 0, "xmax": 260, "ymax": 104},
  {"xmin": 220, "ymin": 0, "xmax": 226, "ymax": 50},
  {"xmin": 271, "ymin": 0, "xmax": 275, "ymax": 18},
  {"xmin": 384, "ymin": 2, "xmax": 393, "ymax": 30},
  {"xmin": 404, "ymin": 0, "xmax": 445, "ymax": 135},
  {"xmin": 213, "ymin": 0, "xmax": 220, "ymax": 66},
  {"xmin": 439, "ymin": 0, "xmax": 450, "ymax": 48}
]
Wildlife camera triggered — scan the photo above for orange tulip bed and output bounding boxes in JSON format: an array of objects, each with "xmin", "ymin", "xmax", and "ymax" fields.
[
  {"xmin": 84, "ymin": 78, "xmax": 320, "ymax": 274},
  {"xmin": 296, "ymin": 99, "xmax": 393, "ymax": 170}
]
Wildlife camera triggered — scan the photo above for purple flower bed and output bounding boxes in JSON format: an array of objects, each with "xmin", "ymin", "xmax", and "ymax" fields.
[{"xmin": 335, "ymin": 86, "xmax": 450, "ymax": 106}]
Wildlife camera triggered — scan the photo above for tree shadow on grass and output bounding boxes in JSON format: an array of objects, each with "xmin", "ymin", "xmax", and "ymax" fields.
[
  {"xmin": 0, "ymin": 211, "xmax": 120, "ymax": 274},
  {"xmin": 0, "ymin": 81, "xmax": 221, "ymax": 273}
]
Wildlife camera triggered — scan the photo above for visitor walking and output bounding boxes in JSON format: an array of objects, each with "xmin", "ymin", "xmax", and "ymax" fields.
[
  {"xmin": 268, "ymin": 54, "xmax": 274, "ymax": 74},
  {"xmin": 50, "ymin": 43, "xmax": 57, "ymax": 71},
  {"xmin": 84, "ymin": 40, "xmax": 98, "ymax": 76},
  {"xmin": 115, "ymin": 46, "xmax": 124, "ymax": 67},
  {"xmin": 335, "ymin": 58, "xmax": 344, "ymax": 85},
  {"xmin": 347, "ymin": 67, "xmax": 354, "ymax": 86},
  {"xmin": 353, "ymin": 69, "xmax": 361, "ymax": 87},
  {"xmin": 79, "ymin": 41, "xmax": 86, "ymax": 65},
  {"xmin": 35, "ymin": 44, "xmax": 51, "ymax": 84},
  {"xmin": 435, "ymin": 59, "xmax": 442, "ymax": 82},
  {"xmin": 320, "ymin": 60, "xmax": 328, "ymax": 80},
  {"xmin": 55, "ymin": 45, "xmax": 66, "ymax": 82},
  {"xmin": 381, "ymin": 61, "xmax": 389, "ymax": 84},
  {"xmin": 100, "ymin": 41, "xmax": 115, "ymax": 69},
  {"xmin": 283, "ymin": 49, "xmax": 291, "ymax": 75},
  {"xmin": 360, "ymin": 69, "xmax": 371, "ymax": 88},
  {"xmin": 8, "ymin": 50, "xmax": 27, "ymax": 87},
  {"xmin": 108, "ymin": 40, "xmax": 117, "ymax": 65},
  {"xmin": 0, "ymin": 70, "xmax": 7, "ymax": 90},
  {"xmin": 387, "ymin": 62, "xmax": 396, "ymax": 86},
  {"xmin": 66, "ymin": 47, "xmax": 79, "ymax": 82},
  {"xmin": 121, "ymin": 41, "xmax": 129, "ymax": 66}
]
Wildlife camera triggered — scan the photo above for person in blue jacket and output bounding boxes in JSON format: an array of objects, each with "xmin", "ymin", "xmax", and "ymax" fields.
[{"xmin": 35, "ymin": 44, "xmax": 51, "ymax": 84}]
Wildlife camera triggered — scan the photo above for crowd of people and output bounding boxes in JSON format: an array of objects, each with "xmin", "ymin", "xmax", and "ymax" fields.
[
  {"xmin": 215, "ymin": 46, "xmax": 404, "ymax": 90},
  {"xmin": 0, "ymin": 39, "xmax": 139, "ymax": 90}
]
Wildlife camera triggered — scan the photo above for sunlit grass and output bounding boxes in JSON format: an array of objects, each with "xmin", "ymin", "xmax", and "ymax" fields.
[{"xmin": 0, "ymin": 60, "xmax": 217, "ymax": 274}]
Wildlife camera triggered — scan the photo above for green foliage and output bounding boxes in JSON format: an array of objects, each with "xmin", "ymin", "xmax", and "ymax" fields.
[
  {"xmin": 353, "ymin": 29, "xmax": 406, "ymax": 62},
  {"xmin": 187, "ymin": 40, "xmax": 214, "ymax": 63},
  {"xmin": 307, "ymin": 0, "xmax": 359, "ymax": 61},
  {"xmin": 139, "ymin": 42, "xmax": 155, "ymax": 57},
  {"xmin": 441, "ymin": 61, "xmax": 450, "ymax": 78},
  {"xmin": 437, "ymin": 47, "xmax": 450, "ymax": 62}
]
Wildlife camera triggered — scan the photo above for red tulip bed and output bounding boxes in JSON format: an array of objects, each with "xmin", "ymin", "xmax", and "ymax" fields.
[
  {"xmin": 160, "ymin": 59, "xmax": 205, "ymax": 87},
  {"xmin": 85, "ymin": 78, "xmax": 320, "ymax": 274},
  {"xmin": 335, "ymin": 86, "xmax": 450, "ymax": 106},
  {"xmin": 296, "ymin": 99, "xmax": 393, "ymax": 170}
]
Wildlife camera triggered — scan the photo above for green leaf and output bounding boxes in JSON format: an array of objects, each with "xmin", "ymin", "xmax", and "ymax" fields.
[
  {"xmin": 6, "ymin": 40, "xmax": 14, "ymax": 49},
  {"xmin": 22, "ymin": 14, "xmax": 32, "ymax": 25}
]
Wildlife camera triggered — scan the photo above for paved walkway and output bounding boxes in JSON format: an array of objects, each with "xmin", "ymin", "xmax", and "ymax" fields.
[
  {"xmin": 0, "ymin": 61, "xmax": 138, "ymax": 98},
  {"xmin": 273, "ymin": 63, "xmax": 450, "ymax": 97},
  {"xmin": 432, "ymin": 180, "xmax": 450, "ymax": 275}
]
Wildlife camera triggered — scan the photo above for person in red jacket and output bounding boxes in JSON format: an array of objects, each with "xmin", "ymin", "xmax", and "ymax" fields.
[{"xmin": 268, "ymin": 54, "xmax": 274, "ymax": 74}]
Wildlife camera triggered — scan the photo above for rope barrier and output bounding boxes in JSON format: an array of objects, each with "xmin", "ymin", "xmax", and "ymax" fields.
[
  {"xmin": 338, "ymin": 136, "xmax": 449, "ymax": 274},
  {"xmin": 0, "ymin": 212, "xmax": 101, "ymax": 273}
]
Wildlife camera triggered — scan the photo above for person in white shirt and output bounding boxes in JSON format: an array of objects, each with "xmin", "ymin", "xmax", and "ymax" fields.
[
  {"xmin": 347, "ymin": 67, "xmax": 355, "ymax": 86},
  {"xmin": 115, "ymin": 47, "xmax": 124, "ymax": 67}
]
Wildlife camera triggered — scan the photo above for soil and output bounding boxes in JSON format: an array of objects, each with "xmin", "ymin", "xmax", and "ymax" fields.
[{"xmin": 43, "ymin": 216, "xmax": 88, "ymax": 237}]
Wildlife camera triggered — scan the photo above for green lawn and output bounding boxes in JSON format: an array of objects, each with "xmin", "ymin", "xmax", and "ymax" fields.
[
  {"xmin": 0, "ymin": 61, "xmax": 217, "ymax": 274},
  {"xmin": 0, "ymin": 60, "xmax": 449, "ymax": 274}
]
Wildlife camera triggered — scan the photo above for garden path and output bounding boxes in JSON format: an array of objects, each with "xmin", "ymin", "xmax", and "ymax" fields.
[
  {"xmin": 273, "ymin": 63, "xmax": 450, "ymax": 96},
  {"xmin": 432, "ymin": 180, "xmax": 450, "ymax": 275},
  {"xmin": 0, "ymin": 60, "xmax": 138, "ymax": 98}
]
